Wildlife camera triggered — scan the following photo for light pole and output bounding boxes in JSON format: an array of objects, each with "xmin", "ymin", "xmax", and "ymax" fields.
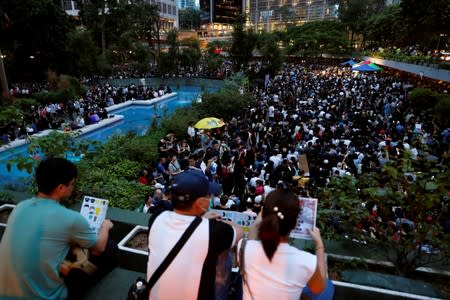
[
  {"xmin": 210, "ymin": 0, "xmax": 214, "ymax": 37},
  {"xmin": 0, "ymin": 49, "xmax": 8, "ymax": 97}
]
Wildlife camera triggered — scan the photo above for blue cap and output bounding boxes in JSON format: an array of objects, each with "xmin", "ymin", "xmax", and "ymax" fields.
[{"xmin": 173, "ymin": 169, "xmax": 221, "ymax": 200}]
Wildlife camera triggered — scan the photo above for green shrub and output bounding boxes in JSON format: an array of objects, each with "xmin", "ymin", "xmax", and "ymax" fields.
[
  {"xmin": 434, "ymin": 94, "xmax": 450, "ymax": 128},
  {"xmin": 160, "ymin": 106, "xmax": 200, "ymax": 138},
  {"xmin": 13, "ymin": 98, "xmax": 39, "ymax": 111},
  {"xmin": 408, "ymin": 88, "xmax": 437, "ymax": 112},
  {"xmin": 0, "ymin": 106, "xmax": 23, "ymax": 128},
  {"xmin": 0, "ymin": 191, "xmax": 14, "ymax": 204}
]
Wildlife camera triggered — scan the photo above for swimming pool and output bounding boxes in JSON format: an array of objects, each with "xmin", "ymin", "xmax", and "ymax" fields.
[{"xmin": 0, "ymin": 84, "xmax": 216, "ymax": 188}]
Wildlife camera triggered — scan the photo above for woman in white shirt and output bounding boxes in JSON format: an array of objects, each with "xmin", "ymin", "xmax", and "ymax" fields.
[{"xmin": 238, "ymin": 189, "xmax": 328, "ymax": 300}]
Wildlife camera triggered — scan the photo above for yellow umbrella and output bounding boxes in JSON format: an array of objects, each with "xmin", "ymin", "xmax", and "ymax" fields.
[{"xmin": 194, "ymin": 117, "xmax": 225, "ymax": 129}]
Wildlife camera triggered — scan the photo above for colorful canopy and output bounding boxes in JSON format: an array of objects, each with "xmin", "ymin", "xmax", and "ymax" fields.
[
  {"xmin": 352, "ymin": 62, "xmax": 382, "ymax": 72},
  {"xmin": 340, "ymin": 59, "xmax": 357, "ymax": 66}
]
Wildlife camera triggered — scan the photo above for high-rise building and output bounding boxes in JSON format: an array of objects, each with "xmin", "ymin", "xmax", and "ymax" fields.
[
  {"xmin": 62, "ymin": 0, "xmax": 178, "ymax": 30},
  {"xmin": 178, "ymin": 0, "xmax": 197, "ymax": 9},
  {"xmin": 248, "ymin": 0, "xmax": 338, "ymax": 32},
  {"xmin": 385, "ymin": 0, "xmax": 400, "ymax": 5},
  {"xmin": 199, "ymin": 0, "xmax": 243, "ymax": 36}
]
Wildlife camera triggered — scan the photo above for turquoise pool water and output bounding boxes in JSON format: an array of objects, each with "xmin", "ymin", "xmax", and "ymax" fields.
[{"xmin": 0, "ymin": 84, "xmax": 215, "ymax": 188}]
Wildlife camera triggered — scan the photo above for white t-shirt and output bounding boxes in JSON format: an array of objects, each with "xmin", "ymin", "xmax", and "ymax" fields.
[
  {"xmin": 238, "ymin": 240, "xmax": 317, "ymax": 300},
  {"xmin": 147, "ymin": 211, "xmax": 236, "ymax": 300}
]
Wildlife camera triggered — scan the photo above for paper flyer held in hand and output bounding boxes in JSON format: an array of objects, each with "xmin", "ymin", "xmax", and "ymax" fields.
[
  {"xmin": 290, "ymin": 197, "xmax": 318, "ymax": 240},
  {"xmin": 80, "ymin": 195, "xmax": 109, "ymax": 235},
  {"xmin": 210, "ymin": 209, "xmax": 257, "ymax": 232}
]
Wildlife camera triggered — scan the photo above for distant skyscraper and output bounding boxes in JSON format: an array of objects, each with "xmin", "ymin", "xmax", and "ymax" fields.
[
  {"xmin": 178, "ymin": 0, "xmax": 197, "ymax": 9},
  {"xmin": 385, "ymin": 0, "xmax": 400, "ymax": 5},
  {"xmin": 200, "ymin": 0, "xmax": 242, "ymax": 25},
  {"xmin": 249, "ymin": 0, "xmax": 338, "ymax": 31}
]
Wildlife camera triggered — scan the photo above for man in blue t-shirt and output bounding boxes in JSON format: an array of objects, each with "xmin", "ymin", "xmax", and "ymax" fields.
[{"xmin": 0, "ymin": 157, "xmax": 115, "ymax": 299}]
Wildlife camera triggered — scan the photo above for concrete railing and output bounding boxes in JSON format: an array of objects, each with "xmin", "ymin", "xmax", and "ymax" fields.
[{"xmin": 362, "ymin": 56, "xmax": 450, "ymax": 83}]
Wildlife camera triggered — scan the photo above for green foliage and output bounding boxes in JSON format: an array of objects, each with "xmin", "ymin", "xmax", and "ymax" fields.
[
  {"xmin": 0, "ymin": 191, "xmax": 14, "ymax": 203},
  {"xmin": 178, "ymin": 8, "xmax": 201, "ymax": 30},
  {"xmin": 285, "ymin": 20, "xmax": 348, "ymax": 57},
  {"xmin": 230, "ymin": 14, "xmax": 257, "ymax": 71},
  {"xmin": 318, "ymin": 153, "xmax": 450, "ymax": 276},
  {"xmin": 7, "ymin": 131, "xmax": 91, "ymax": 174},
  {"xmin": 399, "ymin": 0, "xmax": 450, "ymax": 46},
  {"xmin": 160, "ymin": 107, "xmax": 200, "ymax": 138},
  {"xmin": 408, "ymin": 88, "xmax": 437, "ymax": 113},
  {"xmin": 365, "ymin": 5, "xmax": 406, "ymax": 47},
  {"xmin": 197, "ymin": 78, "xmax": 255, "ymax": 121},
  {"xmin": 0, "ymin": 0, "xmax": 76, "ymax": 81},
  {"xmin": 72, "ymin": 133, "xmax": 161, "ymax": 210},
  {"xmin": 256, "ymin": 32, "xmax": 284, "ymax": 76},
  {"xmin": 179, "ymin": 38, "xmax": 201, "ymax": 70},
  {"xmin": 0, "ymin": 106, "xmax": 23, "ymax": 128},
  {"xmin": 157, "ymin": 52, "xmax": 175, "ymax": 74},
  {"xmin": 13, "ymin": 98, "xmax": 39, "ymax": 111},
  {"xmin": 342, "ymin": 258, "xmax": 369, "ymax": 271},
  {"xmin": 434, "ymin": 94, "xmax": 450, "ymax": 128},
  {"xmin": 66, "ymin": 28, "xmax": 99, "ymax": 76},
  {"xmin": 33, "ymin": 74, "xmax": 87, "ymax": 105}
]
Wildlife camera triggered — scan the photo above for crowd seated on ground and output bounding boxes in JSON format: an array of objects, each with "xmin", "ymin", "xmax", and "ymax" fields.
[
  {"xmin": 139, "ymin": 62, "xmax": 449, "ymax": 252},
  {"xmin": 0, "ymin": 83, "xmax": 172, "ymax": 145}
]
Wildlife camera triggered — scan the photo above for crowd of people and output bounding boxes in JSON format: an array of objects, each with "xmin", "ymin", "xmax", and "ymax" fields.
[
  {"xmin": 143, "ymin": 63, "xmax": 449, "ymax": 221},
  {"xmin": 0, "ymin": 83, "xmax": 172, "ymax": 145},
  {"xmin": 1, "ymin": 59, "xmax": 449, "ymax": 299}
]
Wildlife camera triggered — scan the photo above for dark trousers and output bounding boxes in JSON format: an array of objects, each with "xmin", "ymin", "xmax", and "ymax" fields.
[{"xmin": 65, "ymin": 240, "xmax": 118, "ymax": 300}]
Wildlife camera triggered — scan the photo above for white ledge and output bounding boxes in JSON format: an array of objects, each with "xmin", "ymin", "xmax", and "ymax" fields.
[{"xmin": 0, "ymin": 93, "xmax": 178, "ymax": 153}]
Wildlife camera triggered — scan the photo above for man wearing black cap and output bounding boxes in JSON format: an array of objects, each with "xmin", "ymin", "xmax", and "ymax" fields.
[{"xmin": 146, "ymin": 168, "xmax": 243, "ymax": 300}]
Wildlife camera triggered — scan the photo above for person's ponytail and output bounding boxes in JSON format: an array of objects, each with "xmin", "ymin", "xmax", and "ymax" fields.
[
  {"xmin": 259, "ymin": 213, "xmax": 280, "ymax": 261},
  {"xmin": 258, "ymin": 189, "xmax": 300, "ymax": 261}
]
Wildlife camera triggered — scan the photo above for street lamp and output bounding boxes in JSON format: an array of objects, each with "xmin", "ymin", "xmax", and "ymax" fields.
[
  {"xmin": 0, "ymin": 49, "xmax": 8, "ymax": 97},
  {"xmin": 306, "ymin": 0, "xmax": 312, "ymax": 20},
  {"xmin": 437, "ymin": 33, "xmax": 447, "ymax": 51}
]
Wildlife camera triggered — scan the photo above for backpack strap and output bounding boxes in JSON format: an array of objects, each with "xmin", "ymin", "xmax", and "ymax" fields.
[
  {"xmin": 147, "ymin": 216, "xmax": 202, "ymax": 291},
  {"xmin": 239, "ymin": 238, "xmax": 255, "ymax": 300}
]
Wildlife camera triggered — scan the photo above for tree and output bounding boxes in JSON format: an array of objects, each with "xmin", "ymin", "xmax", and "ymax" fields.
[
  {"xmin": 178, "ymin": 8, "xmax": 201, "ymax": 30},
  {"xmin": 77, "ymin": 0, "xmax": 121, "ymax": 56},
  {"xmin": 0, "ymin": 0, "xmax": 75, "ymax": 81},
  {"xmin": 338, "ymin": 0, "xmax": 386, "ymax": 49},
  {"xmin": 318, "ymin": 154, "xmax": 450, "ymax": 276},
  {"xmin": 196, "ymin": 72, "xmax": 255, "ymax": 120},
  {"xmin": 66, "ymin": 28, "xmax": 99, "ymax": 76},
  {"xmin": 179, "ymin": 38, "xmax": 201, "ymax": 71},
  {"xmin": 400, "ymin": 0, "xmax": 450, "ymax": 47},
  {"xmin": 132, "ymin": 1, "xmax": 162, "ymax": 60},
  {"xmin": 256, "ymin": 32, "xmax": 283, "ymax": 77},
  {"xmin": 365, "ymin": 4, "xmax": 406, "ymax": 48},
  {"xmin": 230, "ymin": 14, "xmax": 257, "ymax": 72},
  {"xmin": 285, "ymin": 20, "xmax": 348, "ymax": 57}
]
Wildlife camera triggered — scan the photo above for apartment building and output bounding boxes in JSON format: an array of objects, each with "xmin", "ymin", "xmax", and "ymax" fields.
[{"xmin": 62, "ymin": 0, "xmax": 178, "ymax": 30}]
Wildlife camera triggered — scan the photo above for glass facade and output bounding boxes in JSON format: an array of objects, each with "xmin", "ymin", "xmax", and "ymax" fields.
[
  {"xmin": 248, "ymin": 0, "xmax": 338, "ymax": 31},
  {"xmin": 200, "ymin": 0, "xmax": 242, "ymax": 24}
]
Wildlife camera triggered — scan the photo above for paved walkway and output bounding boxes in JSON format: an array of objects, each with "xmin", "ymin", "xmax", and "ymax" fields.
[{"xmin": 363, "ymin": 56, "xmax": 450, "ymax": 83}]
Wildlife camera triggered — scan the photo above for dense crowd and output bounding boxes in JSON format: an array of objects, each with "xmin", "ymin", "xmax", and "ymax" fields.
[
  {"xmin": 0, "ymin": 83, "xmax": 172, "ymax": 145},
  {"xmin": 142, "ymin": 62, "xmax": 450, "ymax": 239}
]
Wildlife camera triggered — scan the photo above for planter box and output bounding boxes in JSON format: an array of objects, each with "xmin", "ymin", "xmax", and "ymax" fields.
[
  {"xmin": 117, "ymin": 225, "xmax": 148, "ymax": 273},
  {"xmin": 0, "ymin": 204, "xmax": 16, "ymax": 227}
]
